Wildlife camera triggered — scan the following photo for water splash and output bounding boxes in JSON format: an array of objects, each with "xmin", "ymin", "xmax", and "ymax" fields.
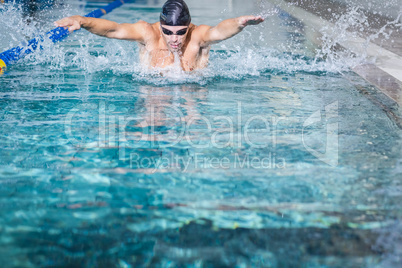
[
  {"xmin": 313, "ymin": 4, "xmax": 402, "ymax": 72},
  {"xmin": 1, "ymin": 0, "xmax": 400, "ymax": 86},
  {"xmin": 256, "ymin": 1, "xmax": 280, "ymax": 20},
  {"xmin": 0, "ymin": 3, "xmax": 41, "ymax": 50},
  {"xmin": 313, "ymin": 7, "xmax": 369, "ymax": 70}
]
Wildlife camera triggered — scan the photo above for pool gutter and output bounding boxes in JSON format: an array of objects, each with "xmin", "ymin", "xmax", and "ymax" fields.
[{"xmin": 266, "ymin": 0, "xmax": 402, "ymax": 107}]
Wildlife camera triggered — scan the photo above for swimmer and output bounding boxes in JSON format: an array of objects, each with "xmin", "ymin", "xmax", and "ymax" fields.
[{"xmin": 55, "ymin": 0, "xmax": 264, "ymax": 71}]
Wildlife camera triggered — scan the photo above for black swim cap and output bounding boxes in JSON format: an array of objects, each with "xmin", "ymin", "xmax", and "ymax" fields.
[{"xmin": 160, "ymin": 0, "xmax": 191, "ymax": 26}]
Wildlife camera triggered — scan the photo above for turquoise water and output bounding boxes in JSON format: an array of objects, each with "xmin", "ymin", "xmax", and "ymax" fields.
[{"xmin": 1, "ymin": 0, "xmax": 402, "ymax": 267}]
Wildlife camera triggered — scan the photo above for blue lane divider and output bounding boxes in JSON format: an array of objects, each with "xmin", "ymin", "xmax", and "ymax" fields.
[{"xmin": 0, "ymin": 0, "xmax": 129, "ymax": 73}]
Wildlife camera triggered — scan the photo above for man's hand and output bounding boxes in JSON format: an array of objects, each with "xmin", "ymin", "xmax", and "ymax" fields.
[
  {"xmin": 239, "ymin": 16, "xmax": 264, "ymax": 28},
  {"xmin": 54, "ymin": 16, "xmax": 83, "ymax": 32}
]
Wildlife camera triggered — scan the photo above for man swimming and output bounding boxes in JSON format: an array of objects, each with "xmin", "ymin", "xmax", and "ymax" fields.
[{"xmin": 55, "ymin": 0, "xmax": 264, "ymax": 71}]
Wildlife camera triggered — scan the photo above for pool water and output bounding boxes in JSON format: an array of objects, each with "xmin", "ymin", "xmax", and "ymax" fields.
[{"xmin": 1, "ymin": 0, "xmax": 401, "ymax": 267}]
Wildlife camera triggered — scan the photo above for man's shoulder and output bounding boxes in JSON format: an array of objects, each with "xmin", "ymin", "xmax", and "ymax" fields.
[
  {"xmin": 189, "ymin": 24, "xmax": 212, "ymax": 47},
  {"xmin": 120, "ymin": 20, "xmax": 155, "ymax": 34},
  {"xmin": 192, "ymin": 24, "xmax": 212, "ymax": 33},
  {"xmin": 133, "ymin": 20, "xmax": 156, "ymax": 30},
  {"xmin": 190, "ymin": 24, "xmax": 211, "ymax": 40},
  {"xmin": 131, "ymin": 21, "xmax": 159, "ymax": 39}
]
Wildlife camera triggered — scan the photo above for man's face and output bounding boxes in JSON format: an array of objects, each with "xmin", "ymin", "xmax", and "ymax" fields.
[{"xmin": 160, "ymin": 25, "xmax": 188, "ymax": 52}]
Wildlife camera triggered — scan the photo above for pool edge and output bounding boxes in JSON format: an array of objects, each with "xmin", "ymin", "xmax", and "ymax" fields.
[{"xmin": 266, "ymin": 0, "xmax": 402, "ymax": 107}]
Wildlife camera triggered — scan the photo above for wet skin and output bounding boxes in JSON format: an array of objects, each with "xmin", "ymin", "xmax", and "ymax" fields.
[{"xmin": 54, "ymin": 15, "xmax": 264, "ymax": 71}]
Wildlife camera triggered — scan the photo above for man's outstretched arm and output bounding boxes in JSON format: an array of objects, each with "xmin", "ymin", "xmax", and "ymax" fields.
[
  {"xmin": 198, "ymin": 15, "xmax": 264, "ymax": 46},
  {"xmin": 54, "ymin": 16, "xmax": 150, "ymax": 43}
]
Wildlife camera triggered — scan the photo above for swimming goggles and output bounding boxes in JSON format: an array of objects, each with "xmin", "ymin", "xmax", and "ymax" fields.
[{"xmin": 161, "ymin": 27, "xmax": 188, "ymax": 36}]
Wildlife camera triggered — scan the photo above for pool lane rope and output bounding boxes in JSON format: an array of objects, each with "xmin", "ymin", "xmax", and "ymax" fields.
[{"xmin": 0, "ymin": 0, "xmax": 128, "ymax": 75}]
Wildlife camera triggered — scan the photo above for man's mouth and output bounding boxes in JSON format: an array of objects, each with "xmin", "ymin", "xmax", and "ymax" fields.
[{"xmin": 170, "ymin": 44, "xmax": 180, "ymax": 49}]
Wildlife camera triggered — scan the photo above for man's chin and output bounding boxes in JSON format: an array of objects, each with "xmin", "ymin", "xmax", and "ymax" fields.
[{"xmin": 169, "ymin": 44, "xmax": 181, "ymax": 51}]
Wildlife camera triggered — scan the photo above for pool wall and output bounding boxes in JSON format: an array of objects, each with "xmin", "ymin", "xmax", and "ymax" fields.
[{"xmin": 333, "ymin": 0, "xmax": 402, "ymax": 22}]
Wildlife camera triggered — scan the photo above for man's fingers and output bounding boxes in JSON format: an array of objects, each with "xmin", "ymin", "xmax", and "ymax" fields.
[
  {"xmin": 244, "ymin": 16, "xmax": 264, "ymax": 26},
  {"xmin": 54, "ymin": 20, "xmax": 68, "ymax": 27},
  {"xmin": 54, "ymin": 18, "xmax": 75, "ymax": 27},
  {"xmin": 54, "ymin": 18, "xmax": 81, "ymax": 32},
  {"xmin": 68, "ymin": 25, "xmax": 79, "ymax": 32},
  {"xmin": 248, "ymin": 20, "xmax": 262, "ymax": 25},
  {"xmin": 252, "ymin": 16, "xmax": 264, "ymax": 23}
]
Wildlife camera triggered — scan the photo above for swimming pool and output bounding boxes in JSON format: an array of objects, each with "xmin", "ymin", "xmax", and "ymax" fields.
[{"xmin": 1, "ymin": 0, "xmax": 401, "ymax": 266}]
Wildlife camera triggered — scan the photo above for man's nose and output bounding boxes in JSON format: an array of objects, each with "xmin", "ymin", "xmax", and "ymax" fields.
[{"xmin": 171, "ymin": 35, "xmax": 179, "ymax": 42}]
